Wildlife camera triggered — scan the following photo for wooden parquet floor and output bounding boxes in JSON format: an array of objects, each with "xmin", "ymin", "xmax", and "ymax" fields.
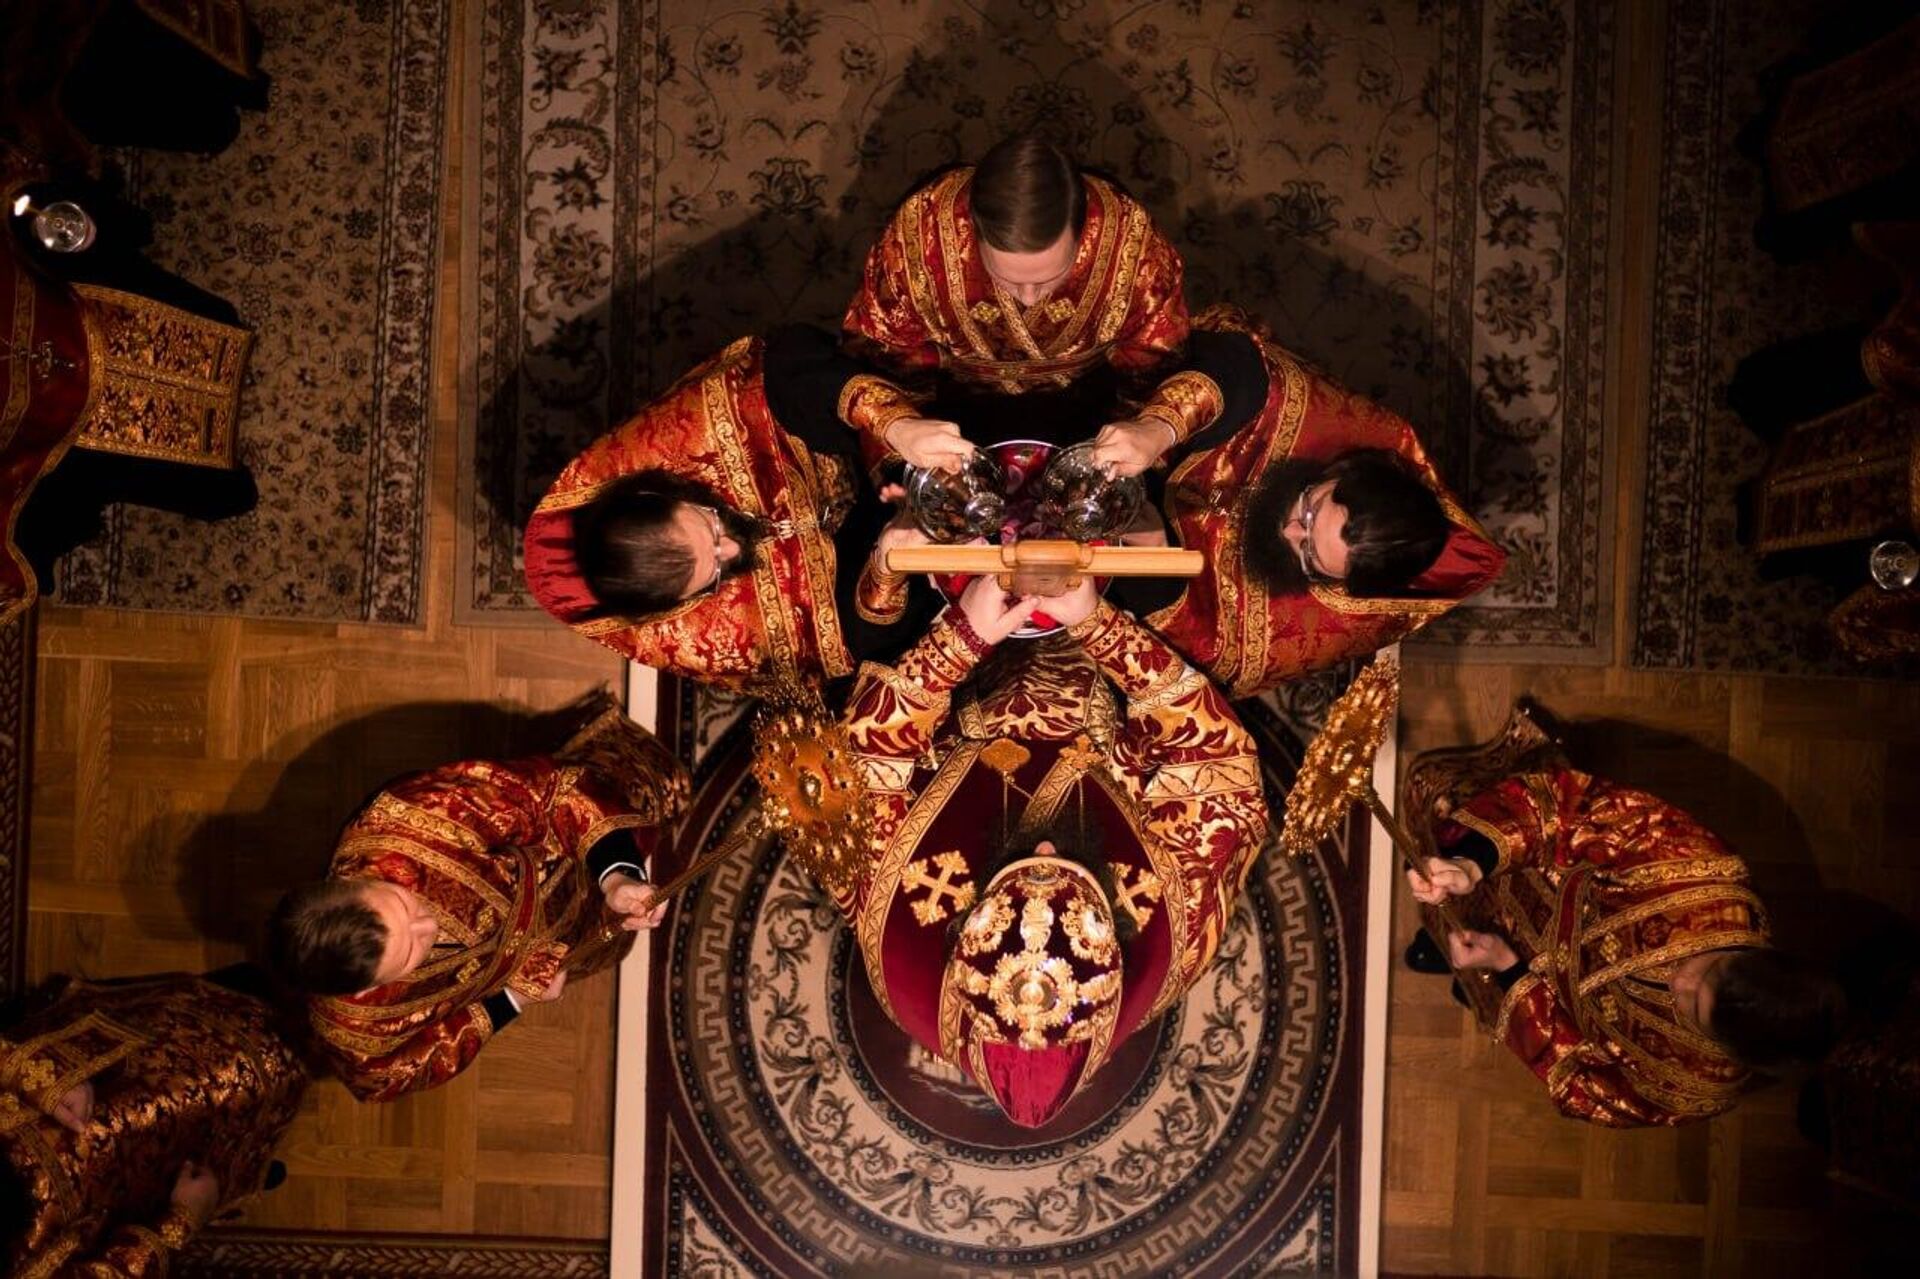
[
  {"xmin": 1384, "ymin": 662, "xmax": 1920, "ymax": 1278},
  {"xmin": 23, "ymin": 19, "xmax": 629, "ymax": 1231}
]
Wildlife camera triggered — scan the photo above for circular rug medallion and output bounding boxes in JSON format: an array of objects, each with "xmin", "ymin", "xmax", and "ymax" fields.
[{"xmin": 655, "ymin": 702, "xmax": 1360, "ymax": 1277}]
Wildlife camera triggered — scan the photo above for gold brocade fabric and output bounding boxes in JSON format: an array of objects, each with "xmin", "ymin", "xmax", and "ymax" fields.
[
  {"xmin": 71, "ymin": 285, "xmax": 251, "ymax": 469},
  {"xmin": 1752, "ymin": 393, "xmax": 1918, "ymax": 554},
  {"xmin": 1412, "ymin": 756, "xmax": 1768, "ymax": 1128},
  {"xmin": 833, "ymin": 606, "xmax": 1267, "ymax": 1118},
  {"xmin": 309, "ymin": 712, "xmax": 689, "ymax": 1102},
  {"xmin": 1, "ymin": 975, "xmax": 305, "ymax": 1277}
]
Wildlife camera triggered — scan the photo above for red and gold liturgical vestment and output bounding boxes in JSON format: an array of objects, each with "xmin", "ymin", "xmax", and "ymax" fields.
[
  {"xmin": 2, "ymin": 974, "xmax": 306, "ymax": 1277},
  {"xmin": 309, "ymin": 713, "xmax": 689, "ymax": 1102},
  {"xmin": 1149, "ymin": 308, "xmax": 1507, "ymax": 696},
  {"xmin": 838, "ymin": 169, "xmax": 1227, "ymax": 457},
  {"xmin": 1428, "ymin": 767, "xmax": 1770, "ymax": 1126},
  {"xmin": 833, "ymin": 603, "xmax": 1268, "ymax": 1126},
  {"xmin": 524, "ymin": 336, "xmax": 855, "ymax": 691}
]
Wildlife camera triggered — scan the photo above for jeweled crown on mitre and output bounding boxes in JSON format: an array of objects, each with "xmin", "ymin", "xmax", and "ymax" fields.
[{"xmin": 937, "ymin": 856, "xmax": 1123, "ymax": 1128}]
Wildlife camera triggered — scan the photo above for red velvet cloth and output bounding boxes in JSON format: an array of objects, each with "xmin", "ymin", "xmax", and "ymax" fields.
[
  {"xmin": 522, "ymin": 506, "xmax": 597, "ymax": 623},
  {"xmin": 981, "ymin": 1038, "xmax": 1090, "ymax": 1129}
]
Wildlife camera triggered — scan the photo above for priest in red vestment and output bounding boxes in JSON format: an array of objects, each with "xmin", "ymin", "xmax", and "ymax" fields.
[
  {"xmin": 2, "ymin": 971, "xmax": 306, "ymax": 1275},
  {"xmin": 525, "ymin": 325, "xmax": 935, "ymax": 690},
  {"xmin": 1402, "ymin": 720, "xmax": 1845, "ymax": 1127},
  {"xmin": 837, "ymin": 134, "xmax": 1230, "ymax": 478},
  {"xmin": 831, "ymin": 575, "xmax": 1269, "ymax": 1127},
  {"xmin": 267, "ymin": 712, "xmax": 689, "ymax": 1102},
  {"xmin": 1113, "ymin": 306, "xmax": 1508, "ymax": 697}
]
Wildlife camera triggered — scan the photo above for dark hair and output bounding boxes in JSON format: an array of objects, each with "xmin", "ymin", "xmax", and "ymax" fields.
[
  {"xmin": 1707, "ymin": 948, "xmax": 1846, "ymax": 1070},
  {"xmin": 266, "ymin": 880, "xmax": 387, "ymax": 995},
  {"xmin": 948, "ymin": 819, "xmax": 1139, "ymax": 947},
  {"xmin": 1242, "ymin": 449, "xmax": 1450, "ymax": 596},
  {"xmin": 971, "ymin": 134, "xmax": 1086, "ymax": 253},
  {"xmin": 569, "ymin": 470, "xmax": 758, "ymax": 618}
]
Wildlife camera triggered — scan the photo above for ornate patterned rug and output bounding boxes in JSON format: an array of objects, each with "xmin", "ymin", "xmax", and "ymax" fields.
[
  {"xmin": 54, "ymin": 0, "xmax": 448, "ymax": 623},
  {"xmin": 0, "ymin": 612, "xmax": 30, "ymax": 1000},
  {"xmin": 1632, "ymin": 0, "xmax": 1891, "ymax": 674},
  {"xmin": 638, "ymin": 672, "xmax": 1370, "ymax": 1278},
  {"xmin": 461, "ymin": 0, "xmax": 1616, "ymax": 655}
]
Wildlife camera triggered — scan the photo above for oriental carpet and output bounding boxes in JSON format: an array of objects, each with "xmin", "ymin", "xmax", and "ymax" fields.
[
  {"xmin": 462, "ymin": 0, "xmax": 1618, "ymax": 657},
  {"xmin": 635, "ymin": 669, "xmax": 1369, "ymax": 1278},
  {"xmin": 1632, "ymin": 0, "xmax": 1908, "ymax": 675},
  {"xmin": 54, "ymin": 0, "xmax": 448, "ymax": 623}
]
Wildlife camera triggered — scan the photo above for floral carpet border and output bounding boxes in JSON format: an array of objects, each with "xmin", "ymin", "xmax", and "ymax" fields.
[
  {"xmin": 177, "ymin": 1228, "xmax": 607, "ymax": 1278},
  {"xmin": 0, "ymin": 611, "xmax": 30, "ymax": 999},
  {"xmin": 54, "ymin": 0, "xmax": 446, "ymax": 624},
  {"xmin": 461, "ymin": 0, "xmax": 1615, "ymax": 659}
]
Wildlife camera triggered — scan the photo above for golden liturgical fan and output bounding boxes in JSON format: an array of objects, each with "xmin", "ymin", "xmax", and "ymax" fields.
[
  {"xmin": 1278, "ymin": 653, "xmax": 1439, "ymax": 895},
  {"xmin": 641, "ymin": 693, "xmax": 868, "ymax": 908}
]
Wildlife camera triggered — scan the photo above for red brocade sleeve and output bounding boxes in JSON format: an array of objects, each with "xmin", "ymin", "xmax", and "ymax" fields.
[
  {"xmin": 837, "ymin": 612, "xmax": 990, "ymax": 913},
  {"xmin": 1071, "ymin": 602, "xmax": 1269, "ymax": 972},
  {"xmin": 1494, "ymin": 975, "xmax": 1700, "ymax": 1128},
  {"xmin": 1105, "ymin": 215, "xmax": 1190, "ymax": 379},
  {"xmin": 842, "ymin": 194, "xmax": 943, "ymax": 381}
]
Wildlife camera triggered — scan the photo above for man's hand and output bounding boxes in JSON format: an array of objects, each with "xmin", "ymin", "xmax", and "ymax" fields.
[
  {"xmin": 875, "ymin": 517, "xmax": 930, "ymax": 565},
  {"xmin": 528, "ymin": 970, "xmax": 569, "ymax": 1004},
  {"xmin": 52, "ymin": 1081, "xmax": 93, "ymax": 1133},
  {"xmin": 1405, "ymin": 856, "xmax": 1480, "ymax": 905},
  {"xmin": 1089, "ymin": 418, "xmax": 1175, "ymax": 478},
  {"xmin": 957, "ymin": 576, "xmax": 1040, "ymax": 644},
  {"xmin": 170, "ymin": 1160, "xmax": 221, "ymax": 1223},
  {"xmin": 1041, "ymin": 575, "xmax": 1101, "ymax": 627},
  {"xmin": 1446, "ymin": 929, "xmax": 1520, "ymax": 972},
  {"xmin": 603, "ymin": 872, "xmax": 670, "ymax": 932},
  {"xmin": 886, "ymin": 417, "xmax": 974, "ymax": 472}
]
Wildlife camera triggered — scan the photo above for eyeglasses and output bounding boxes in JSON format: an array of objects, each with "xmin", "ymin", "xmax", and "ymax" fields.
[{"xmin": 1289, "ymin": 484, "xmax": 1334, "ymax": 580}]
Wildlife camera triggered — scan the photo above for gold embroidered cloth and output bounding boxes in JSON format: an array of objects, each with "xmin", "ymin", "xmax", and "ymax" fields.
[
  {"xmin": 525, "ymin": 336, "xmax": 854, "ymax": 691},
  {"xmin": 1147, "ymin": 307, "xmax": 1506, "ymax": 697},
  {"xmin": 832, "ymin": 605, "xmax": 1267, "ymax": 1122},
  {"xmin": 309, "ymin": 712, "xmax": 689, "ymax": 1102},
  {"xmin": 1421, "ymin": 763, "xmax": 1769, "ymax": 1127},
  {"xmin": 1, "ymin": 974, "xmax": 304, "ymax": 1277},
  {"xmin": 70, "ymin": 284, "xmax": 250, "ymax": 470}
]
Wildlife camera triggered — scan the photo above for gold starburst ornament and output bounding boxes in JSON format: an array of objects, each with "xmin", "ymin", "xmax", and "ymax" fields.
[
  {"xmin": 749, "ymin": 694, "xmax": 869, "ymax": 898},
  {"xmin": 1279, "ymin": 652, "xmax": 1402, "ymax": 855}
]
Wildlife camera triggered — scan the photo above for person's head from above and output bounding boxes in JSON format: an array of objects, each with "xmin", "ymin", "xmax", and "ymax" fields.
[
  {"xmin": 570, "ymin": 470, "xmax": 762, "ymax": 618},
  {"xmin": 267, "ymin": 879, "xmax": 440, "ymax": 996},
  {"xmin": 1244, "ymin": 449, "xmax": 1450, "ymax": 596},
  {"xmin": 1678, "ymin": 947, "xmax": 1846, "ymax": 1071},
  {"xmin": 971, "ymin": 133, "xmax": 1086, "ymax": 306}
]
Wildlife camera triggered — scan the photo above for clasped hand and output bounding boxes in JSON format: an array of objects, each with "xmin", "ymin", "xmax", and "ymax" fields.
[
  {"xmin": 603, "ymin": 872, "xmax": 670, "ymax": 933},
  {"xmin": 1404, "ymin": 855, "xmax": 1480, "ymax": 905}
]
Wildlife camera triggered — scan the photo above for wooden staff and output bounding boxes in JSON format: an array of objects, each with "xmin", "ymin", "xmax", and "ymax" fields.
[
  {"xmin": 886, "ymin": 540, "xmax": 1202, "ymax": 590},
  {"xmin": 635, "ymin": 816, "xmax": 765, "ymax": 909}
]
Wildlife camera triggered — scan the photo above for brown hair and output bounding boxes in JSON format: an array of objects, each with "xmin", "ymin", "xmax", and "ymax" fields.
[
  {"xmin": 1707, "ymin": 948, "xmax": 1847, "ymax": 1070},
  {"xmin": 266, "ymin": 880, "xmax": 387, "ymax": 995},
  {"xmin": 570, "ymin": 470, "xmax": 760, "ymax": 618},
  {"xmin": 970, "ymin": 134, "xmax": 1086, "ymax": 253}
]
